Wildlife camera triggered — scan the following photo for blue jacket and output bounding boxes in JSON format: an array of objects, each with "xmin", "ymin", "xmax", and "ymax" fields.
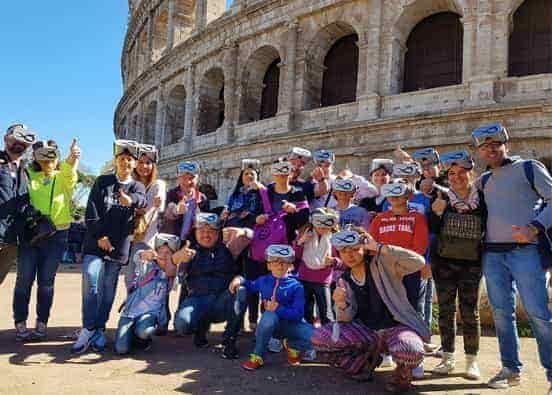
[
  {"xmin": 182, "ymin": 242, "xmax": 239, "ymax": 297},
  {"xmin": 0, "ymin": 151, "xmax": 30, "ymax": 244},
  {"xmin": 242, "ymin": 274, "xmax": 305, "ymax": 322}
]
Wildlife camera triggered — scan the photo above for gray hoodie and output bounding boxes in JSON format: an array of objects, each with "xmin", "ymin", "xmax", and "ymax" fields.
[{"xmin": 477, "ymin": 158, "xmax": 552, "ymax": 244}]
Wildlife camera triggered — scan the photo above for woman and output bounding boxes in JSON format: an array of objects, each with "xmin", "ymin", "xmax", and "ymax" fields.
[
  {"xmin": 359, "ymin": 159, "xmax": 393, "ymax": 214},
  {"xmin": 311, "ymin": 228, "xmax": 428, "ymax": 392},
  {"xmin": 429, "ymin": 150, "xmax": 485, "ymax": 380},
  {"xmin": 224, "ymin": 159, "xmax": 262, "ymax": 229},
  {"xmin": 125, "ymin": 144, "xmax": 166, "ymax": 291},
  {"xmin": 13, "ymin": 139, "xmax": 80, "ymax": 341}
]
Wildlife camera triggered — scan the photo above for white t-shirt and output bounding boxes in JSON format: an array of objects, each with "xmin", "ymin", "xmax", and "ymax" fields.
[{"xmin": 142, "ymin": 179, "xmax": 167, "ymax": 247}]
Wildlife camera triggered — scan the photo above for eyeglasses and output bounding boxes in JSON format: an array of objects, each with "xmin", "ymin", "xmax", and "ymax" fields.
[
  {"xmin": 114, "ymin": 139, "xmax": 139, "ymax": 159},
  {"xmin": 471, "ymin": 123, "xmax": 508, "ymax": 148}
]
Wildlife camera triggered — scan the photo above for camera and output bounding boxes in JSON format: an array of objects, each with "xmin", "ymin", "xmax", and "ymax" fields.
[{"xmin": 24, "ymin": 206, "xmax": 57, "ymax": 246}]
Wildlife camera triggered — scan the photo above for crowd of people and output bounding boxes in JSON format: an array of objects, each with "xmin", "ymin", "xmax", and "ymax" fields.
[{"xmin": 0, "ymin": 122, "xmax": 550, "ymax": 393}]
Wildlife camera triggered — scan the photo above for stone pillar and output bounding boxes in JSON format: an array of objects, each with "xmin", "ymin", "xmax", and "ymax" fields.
[
  {"xmin": 138, "ymin": 100, "xmax": 146, "ymax": 142},
  {"xmin": 167, "ymin": 0, "xmax": 176, "ymax": 50},
  {"xmin": 461, "ymin": 15, "xmax": 477, "ymax": 82},
  {"xmin": 356, "ymin": 18, "xmax": 382, "ymax": 121},
  {"xmin": 380, "ymin": 32, "xmax": 406, "ymax": 96},
  {"xmin": 154, "ymin": 86, "xmax": 166, "ymax": 147},
  {"xmin": 183, "ymin": 64, "xmax": 195, "ymax": 152},
  {"xmin": 147, "ymin": 13, "xmax": 155, "ymax": 67},
  {"xmin": 221, "ymin": 39, "xmax": 239, "ymax": 145},
  {"xmin": 194, "ymin": 0, "xmax": 207, "ymax": 33},
  {"xmin": 490, "ymin": 11, "xmax": 511, "ymax": 78},
  {"xmin": 278, "ymin": 20, "xmax": 299, "ymax": 129},
  {"xmin": 468, "ymin": 10, "xmax": 497, "ymax": 106}
]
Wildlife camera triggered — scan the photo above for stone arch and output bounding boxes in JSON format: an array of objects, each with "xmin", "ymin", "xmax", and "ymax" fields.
[
  {"xmin": 165, "ymin": 85, "xmax": 186, "ymax": 145},
  {"xmin": 304, "ymin": 22, "xmax": 359, "ymax": 110},
  {"xmin": 239, "ymin": 45, "xmax": 282, "ymax": 124},
  {"xmin": 152, "ymin": 8, "xmax": 169, "ymax": 63},
  {"xmin": 387, "ymin": 0, "xmax": 467, "ymax": 94},
  {"xmin": 403, "ymin": 12, "xmax": 463, "ymax": 92},
  {"xmin": 197, "ymin": 67, "xmax": 225, "ymax": 135},
  {"xmin": 143, "ymin": 101, "xmax": 157, "ymax": 144},
  {"xmin": 508, "ymin": 0, "xmax": 552, "ymax": 77}
]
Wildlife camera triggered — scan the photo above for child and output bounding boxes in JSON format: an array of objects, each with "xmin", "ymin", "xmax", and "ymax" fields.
[
  {"xmin": 224, "ymin": 159, "xmax": 263, "ymax": 228},
  {"xmin": 295, "ymin": 208, "xmax": 339, "ymax": 325},
  {"xmin": 114, "ymin": 233, "xmax": 178, "ymax": 355},
  {"xmin": 360, "ymin": 158, "xmax": 394, "ymax": 214},
  {"xmin": 333, "ymin": 178, "xmax": 372, "ymax": 231},
  {"xmin": 229, "ymin": 244, "xmax": 314, "ymax": 370}
]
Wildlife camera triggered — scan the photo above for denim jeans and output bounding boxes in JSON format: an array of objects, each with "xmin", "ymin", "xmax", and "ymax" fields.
[
  {"xmin": 13, "ymin": 230, "xmax": 67, "ymax": 324},
  {"xmin": 0, "ymin": 244, "xmax": 17, "ymax": 286},
  {"xmin": 253, "ymin": 311, "xmax": 314, "ymax": 358},
  {"xmin": 423, "ymin": 278, "xmax": 434, "ymax": 329},
  {"xmin": 483, "ymin": 245, "xmax": 552, "ymax": 382},
  {"xmin": 114, "ymin": 313, "xmax": 157, "ymax": 354},
  {"xmin": 81, "ymin": 254, "xmax": 122, "ymax": 330},
  {"xmin": 174, "ymin": 287, "xmax": 247, "ymax": 341},
  {"xmin": 302, "ymin": 281, "xmax": 334, "ymax": 325}
]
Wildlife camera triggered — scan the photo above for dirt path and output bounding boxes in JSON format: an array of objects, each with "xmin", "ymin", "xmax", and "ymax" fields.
[{"xmin": 0, "ymin": 272, "xmax": 548, "ymax": 394}]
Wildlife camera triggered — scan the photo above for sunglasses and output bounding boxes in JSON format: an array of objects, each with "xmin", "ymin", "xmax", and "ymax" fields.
[{"xmin": 471, "ymin": 123, "xmax": 508, "ymax": 148}]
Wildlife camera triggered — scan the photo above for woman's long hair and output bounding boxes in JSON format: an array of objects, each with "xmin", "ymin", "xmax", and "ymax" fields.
[
  {"xmin": 230, "ymin": 170, "xmax": 246, "ymax": 199},
  {"xmin": 133, "ymin": 156, "xmax": 158, "ymax": 189}
]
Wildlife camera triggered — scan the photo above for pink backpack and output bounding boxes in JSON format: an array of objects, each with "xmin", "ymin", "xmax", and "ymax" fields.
[{"xmin": 249, "ymin": 187, "xmax": 288, "ymax": 262}]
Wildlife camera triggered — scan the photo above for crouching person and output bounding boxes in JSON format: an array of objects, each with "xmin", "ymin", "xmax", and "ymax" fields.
[
  {"xmin": 114, "ymin": 233, "xmax": 178, "ymax": 355},
  {"xmin": 173, "ymin": 213, "xmax": 247, "ymax": 359},
  {"xmin": 311, "ymin": 229, "xmax": 430, "ymax": 392},
  {"xmin": 229, "ymin": 244, "xmax": 314, "ymax": 371}
]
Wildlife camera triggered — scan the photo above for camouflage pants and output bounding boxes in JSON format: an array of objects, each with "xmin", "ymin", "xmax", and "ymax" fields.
[{"xmin": 432, "ymin": 260, "xmax": 482, "ymax": 355}]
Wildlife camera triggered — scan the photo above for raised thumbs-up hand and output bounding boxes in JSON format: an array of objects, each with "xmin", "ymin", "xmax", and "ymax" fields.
[
  {"xmin": 118, "ymin": 187, "xmax": 133, "ymax": 207},
  {"xmin": 332, "ymin": 278, "xmax": 348, "ymax": 307},
  {"xmin": 431, "ymin": 190, "xmax": 448, "ymax": 216},
  {"xmin": 66, "ymin": 138, "xmax": 81, "ymax": 166},
  {"xmin": 511, "ymin": 225, "xmax": 537, "ymax": 244},
  {"xmin": 172, "ymin": 240, "xmax": 197, "ymax": 265},
  {"xmin": 176, "ymin": 198, "xmax": 188, "ymax": 215}
]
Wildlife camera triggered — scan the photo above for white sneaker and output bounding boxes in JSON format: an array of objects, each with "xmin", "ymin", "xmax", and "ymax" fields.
[
  {"xmin": 381, "ymin": 354, "xmax": 395, "ymax": 368},
  {"xmin": 412, "ymin": 362, "xmax": 424, "ymax": 379},
  {"xmin": 268, "ymin": 337, "xmax": 283, "ymax": 353},
  {"xmin": 465, "ymin": 354, "xmax": 481, "ymax": 380},
  {"xmin": 487, "ymin": 367, "xmax": 521, "ymax": 389},
  {"xmin": 71, "ymin": 328, "xmax": 97, "ymax": 354},
  {"xmin": 433, "ymin": 352, "xmax": 456, "ymax": 375}
]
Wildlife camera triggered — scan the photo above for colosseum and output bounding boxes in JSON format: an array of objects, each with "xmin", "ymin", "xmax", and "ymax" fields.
[{"xmin": 115, "ymin": 0, "xmax": 552, "ymax": 204}]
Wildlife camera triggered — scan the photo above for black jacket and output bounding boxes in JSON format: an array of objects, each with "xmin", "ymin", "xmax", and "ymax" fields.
[
  {"xmin": 82, "ymin": 174, "xmax": 146, "ymax": 264},
  {"xmin": 0, "ymin": 151, "xmax": 30, "ymax": 245}
]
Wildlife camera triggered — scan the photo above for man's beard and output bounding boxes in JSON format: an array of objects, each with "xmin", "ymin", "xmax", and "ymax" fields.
[{"xmin": 7, "ymin": 143, "xmax": 26, "ymax": 155}]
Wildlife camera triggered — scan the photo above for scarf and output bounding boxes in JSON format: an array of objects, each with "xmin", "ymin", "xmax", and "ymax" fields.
[
  {"xmin": 303, "ymin": 232, "xmax": 332, "ymax": 270},
  {"xmin": 447, "ymin": 185, "xmax": 480, "ymax": 213}
]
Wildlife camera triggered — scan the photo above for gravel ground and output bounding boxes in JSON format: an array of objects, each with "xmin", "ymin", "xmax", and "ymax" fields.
[{"xmin": 0, "ymin": 272, "xmax": 549, "ymax": 395}]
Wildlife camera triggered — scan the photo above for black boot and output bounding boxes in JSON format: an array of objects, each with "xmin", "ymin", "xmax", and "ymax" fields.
[{"xmin": 221, "ymin": 338, "xmax": 239, "ymax": 359}]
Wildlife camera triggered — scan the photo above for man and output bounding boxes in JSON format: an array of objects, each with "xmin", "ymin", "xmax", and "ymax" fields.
[
  {"xmin": 0, "ymin": 124, "xmax": 37, "ymax": 286},
  {"xmin": 472, "ymin": 123, "xmax": 552, "ymax": 391}
]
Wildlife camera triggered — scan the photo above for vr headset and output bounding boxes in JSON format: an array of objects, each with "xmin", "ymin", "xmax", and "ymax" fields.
[
  {"xmin": 331, "ymin": 230, "xmax": 363, "ymax": 250},
  {"xmin": 289, "ymin": 147, "xmax": 312, "ymax": 160},
  {"xmin": 177, "ymin": 161, "xmax": 200, "ymax": 176},
  {"xmin": 381, "ymin": 181, "xmax": 413, "ymax": 198},
  {"xmin": 241, "ymin": 159, "xmax": 261, "ymax": 172},
  {"xmin": 370, "ymin": 158, "xmax": 394, "ymax": 175},
  {"xmin": 33, "ymin": 140, "xmax": 60, "ymax": 161},
  {"xmin": 311, "ymin": 208, "xmax": 339, "ymax": 228},
  {"xmin": 271, "ymin": 161, "xmax": 293, "ymax": 175},
  {"xmin": 471, "ymin": 123, "xmax": 509, "ymax": 148},
  {"xmin": 265, "ymin": 244, "xmax": 295, "ymax": 263},
  {"xmin": 440, "ymin": 150, "xmax": 474, "ymax": 170},
  {"xmin": 114, "ymin": 139, "xmax": 140, "ymax": 159},
  {"xmin": 7, "ymin": 124, "xmax": 37, "ymax": 145},
  {"xmin": 138, "ymin": 144, "xmax": 159, "ymax": 164},
  {"xmin": 195, "ymin": 212, "xmax": 220, "ymax": 229},
  {"xmin": 333, "ymin": 178, "xmax": 357, "ymax": 193},
  {"xmin": 412, "ymin": 148, "xmax": 440, "ymax": 166},
  {"xmin": 392, "ymin": 162, "xmax": 421, "ymax": 177},
  {"xmin": 313, "ymin": 150, "xmax": 335, "ymax": 164},
  {"xmin": 154, "ymin": 233, "xmax": 181, "ymax": 252}
]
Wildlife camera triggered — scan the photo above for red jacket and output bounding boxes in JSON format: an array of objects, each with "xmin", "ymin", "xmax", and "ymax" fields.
[{"xmin": 369, "ymin": 210, "xmax": 429, "ymax": 257}]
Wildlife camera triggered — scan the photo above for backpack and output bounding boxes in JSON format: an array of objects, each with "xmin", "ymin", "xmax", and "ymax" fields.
[{"xmin": 481, "ymin": 160, "xmax": 551, "ymax": 268}]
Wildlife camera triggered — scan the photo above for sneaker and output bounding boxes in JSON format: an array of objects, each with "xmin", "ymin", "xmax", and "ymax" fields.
[
  {"xmin": 465, "ymin": 354, "xmax": 480, "ymax": 380},
  {"xmin": 433, "ymin": 352, "xmax": 455, "ymax": 375},
  {"xmin": 31, "ymin": 321, "xmax": 47, "ymax": 341},
  {"xmin": 15, "ymin": 322, "xmax": 31, "ymax": 342},
  {"xmin": 135, "ymin": 337, "xmax": 153, "ymax": 352},
  {"xmin": 381, "ymin": 354, "xmax": 395, "ymax": 368},
  {"xmin": 91, "ymin": 329, "xmax": 106, "ymax": 352},
  {"xmin": 221, "ymin": 339, "xmax": 239, "ymax": 360},
  {"xmin": 412, "ymin": 362, "xmax": 424, "ymax": 379},
  {"xmin": 488, "ymin": 367, "xmax": 521, "ymax": 389},
  {"xmin": 282, "ymin": 338, "xmax": 301, "ymax": 366},
  {"xmin": 71, "ymin": 328, "xmax": 97, "ymax": 354},
  {"xmin": 268, "ymin": 337, "xmax": 282, "ymax": 353},
  {"xmin": 193, "ymin": 334, "xmax": 209, "ymax": 349},
  {"xmin": 302, "ymin": 349, "xmax": 317, "ymax": 362},
  {"xmin": 241, "ymin": 354, "xmax": 264, "ymax": 371}
]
